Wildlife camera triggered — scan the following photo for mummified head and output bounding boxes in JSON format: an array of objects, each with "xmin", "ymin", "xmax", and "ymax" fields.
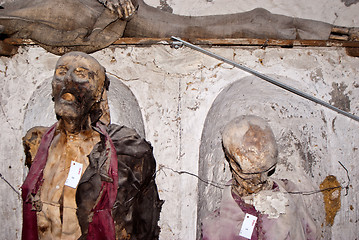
[
  {"xmin": 222, "ymin": 115, "xmax": 278, "ymax": 189},
  {"xmin": 51, "ymin": 52, "xmax": 110, "ymax": 123}
]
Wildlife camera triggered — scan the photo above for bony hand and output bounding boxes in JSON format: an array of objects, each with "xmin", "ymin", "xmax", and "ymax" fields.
[{"xmin": 99, "ymin": 0, "xmax": 137, "ymax": 20}]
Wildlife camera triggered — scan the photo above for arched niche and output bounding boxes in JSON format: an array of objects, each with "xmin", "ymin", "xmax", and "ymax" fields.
[
  {"xmin": 23, "ymin": 76, "xmax": 145, "ymax": 137},
  {"xmin": 196, "ymin": 74, "xmax": 336, "ymax": 238}
]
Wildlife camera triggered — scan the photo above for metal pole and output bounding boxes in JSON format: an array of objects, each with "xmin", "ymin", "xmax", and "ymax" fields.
[{"xmin": 171, "ymin": 36, "xmax": 359, "ymax": 122}]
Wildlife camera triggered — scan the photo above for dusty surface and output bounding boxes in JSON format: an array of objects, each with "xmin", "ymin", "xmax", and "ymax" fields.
[
  {"xmin": 0, "ymin": 2, "xmax": 358, "ymax": 240},
  {"xmin": 329, "ymin": 82, "xmax": 351, "ymax": 112},
  {"xmin": 0, "ymin": 13, "xmax": 358, "ymax": 239}
]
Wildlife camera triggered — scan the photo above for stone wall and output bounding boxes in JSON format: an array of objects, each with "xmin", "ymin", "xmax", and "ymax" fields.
[
  {"xmin": 1, "ymin": 43, "xmax": 358, "ymax": 239},
  {"xmin": 1, "ymin": 0, "xmax": 359, "ymax": 239}
]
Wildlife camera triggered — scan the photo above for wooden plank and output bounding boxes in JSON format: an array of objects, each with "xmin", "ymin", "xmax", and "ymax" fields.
[
  {"xmin": 2, "ymin": 37, "xmax": 359, "ymax": 48},
  {"xmin": 189, "ymin": 38, "xmax": 359, "ymax": 47},
  {"xmin": 112, "ymin": 38, "xmax": 172, "ymax": 45}
]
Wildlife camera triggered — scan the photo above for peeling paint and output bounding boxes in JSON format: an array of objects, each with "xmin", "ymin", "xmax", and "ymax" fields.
[
  {"xmin": 157, "ymin": 0, "xmax": 173, "ymax": 13},
  {"xmin": 295, "ymin": 141, "xmax": 316, "ymax": 177},
  {"xmin": 310, "ymin": 68, "xmax": 324, "ymax": 83},
  {"xmin": 329, "ymin": 82, "xmax": 351, "ymax": 112},
  {"xmin": 320, "ymin": 175, "xmax": 341, "ymax": 226}
]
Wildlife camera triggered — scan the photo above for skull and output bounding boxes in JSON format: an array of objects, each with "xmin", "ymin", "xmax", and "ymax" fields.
[{"xmin": 222, "ymin": 115, "xmax": 278, "ymax": 193}]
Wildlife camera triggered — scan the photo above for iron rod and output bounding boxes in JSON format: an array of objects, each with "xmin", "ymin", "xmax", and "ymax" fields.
[{"xmin": 171, "ymin": 36, "xmax": 359, "ymax": 122}]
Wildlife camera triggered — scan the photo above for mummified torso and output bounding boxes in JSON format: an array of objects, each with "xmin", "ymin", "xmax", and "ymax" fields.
[
  {"xmin": 35, "ymin": 125, "xmax": 100, "ymax": 239},
  {"xmin": 23, "ymin": 121, "xmax": 162, "ymax": 240},
  {"xmin": 22, "ymin": 52, "xmax": 161, "ymax": 240}
]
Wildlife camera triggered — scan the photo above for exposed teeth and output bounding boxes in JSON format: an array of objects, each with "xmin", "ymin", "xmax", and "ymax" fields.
[{"xmin": 61, "ymin": 93, "xmax": 75, "ymax": 101}]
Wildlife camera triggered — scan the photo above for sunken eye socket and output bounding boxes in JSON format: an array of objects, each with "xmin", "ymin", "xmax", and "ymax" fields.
[
  {"xmin": 55, "ymin": 67, "xmax": 91, "ymax": 80},
  {"xmin": 74, "ymin": 68, "xmax": 89, "ymax": 78},
  {"xmin": 55, "ymin": 67, "xmax": 68, "ymax": 76}
]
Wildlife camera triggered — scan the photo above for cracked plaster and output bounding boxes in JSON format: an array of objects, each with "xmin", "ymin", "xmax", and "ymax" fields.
[{"xmin": 0, "ymin": 39, "xmax": 358, "ymax": 240}]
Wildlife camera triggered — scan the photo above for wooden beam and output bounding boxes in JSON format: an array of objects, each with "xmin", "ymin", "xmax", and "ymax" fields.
[
  {"xmin": 175, "ymin": 38, "xmax": 359, "ymax": 48},
  {"xmin": 112, "ymin": 37, "xmax": 359, "ymax": 48},
  {"xmin": 2, "ymin": 37, "xmax": 359, "ymax": 48}
]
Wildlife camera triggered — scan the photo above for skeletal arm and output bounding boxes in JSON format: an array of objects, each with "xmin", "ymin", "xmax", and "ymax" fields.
[{"xmin": 97, "ymin": 0, "xmax": 138, "ymax": 19}]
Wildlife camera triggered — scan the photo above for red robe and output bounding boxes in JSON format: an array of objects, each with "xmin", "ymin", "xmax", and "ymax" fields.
[{"xmin": 21, "ymin": 122, "xmax": 162, "ymax": 240}]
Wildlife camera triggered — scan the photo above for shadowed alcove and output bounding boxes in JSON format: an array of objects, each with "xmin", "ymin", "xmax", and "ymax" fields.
[{"xmin": 196, "ymin": 74, "xmax": 337, "ymax": 238}]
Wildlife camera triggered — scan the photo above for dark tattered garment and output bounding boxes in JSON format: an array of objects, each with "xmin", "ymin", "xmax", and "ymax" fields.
[{"xmin": 22, "ymin": 122, "xmax": 162, "ymax": 240}]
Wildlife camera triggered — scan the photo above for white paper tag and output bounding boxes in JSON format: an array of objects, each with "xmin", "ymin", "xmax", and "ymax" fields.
[
  {"xmin": 64, "ymin": 161, "xmax": 83, "ymax": 189},
  {"xmin": 239, "ymin": 213, "xmax": 257, "ymax": 239}
]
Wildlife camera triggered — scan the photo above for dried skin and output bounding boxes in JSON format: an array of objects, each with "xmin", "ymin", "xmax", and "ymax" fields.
[
  {"xmin": 22, "ymin": 52, "xmax": 161, "ymax": 239},
  {"xmin": 98, "ymin": 0, "xmax": 137, "ymax": 19},
  {"xmin": 37, "ymin": 129, "xmax": 100, "ymax": 239},
  {"xmin": 23, "ymin": 126, "xmax": 49, "ymax": 167},
  {"xmin": 222, "ymin": 116, "xmax": 278, "ymax": 174},
  {"xmin": 239, "ymin": 124, "xmax": 274, "ymax": 171}
]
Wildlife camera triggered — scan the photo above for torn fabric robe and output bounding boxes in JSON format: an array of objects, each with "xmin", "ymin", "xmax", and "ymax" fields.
[
  {"xmin": 21, "ymin": 122, "xmax": 162, "ymax": 240},
  {"xmin": 201, "ymin": 179, "xmax": 318, "ymax": 240}
]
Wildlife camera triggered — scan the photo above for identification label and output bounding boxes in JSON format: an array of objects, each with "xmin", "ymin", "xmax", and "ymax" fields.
[
  {"xmin": 64, "ymin": 161, "xmax": 83, "ymax": 189},
  {"xmin": 239, "ymin": 213, "xmax": 257, "ymax": 239}
]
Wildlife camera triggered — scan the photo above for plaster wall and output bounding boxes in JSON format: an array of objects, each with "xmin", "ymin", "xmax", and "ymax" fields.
[
  {"xmin": 0, "ymin": 1, "xmax": 359, "ymax": 239},
  {"xmin": 1, "ymin": 44, "xmax": 358, "ymax": 239}
]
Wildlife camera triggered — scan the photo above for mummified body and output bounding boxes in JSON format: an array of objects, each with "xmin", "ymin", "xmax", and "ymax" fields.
[
  {"xmin": 22, "ymin": 52, "xmax": 162, "ymax": 240},
  {"xmin": 1, "ymin": 0, "xmax": 347, "ymax": 55},
  {"xmin": 202, "ymin": 116, "xmax": 318, "ymax": 240}
]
